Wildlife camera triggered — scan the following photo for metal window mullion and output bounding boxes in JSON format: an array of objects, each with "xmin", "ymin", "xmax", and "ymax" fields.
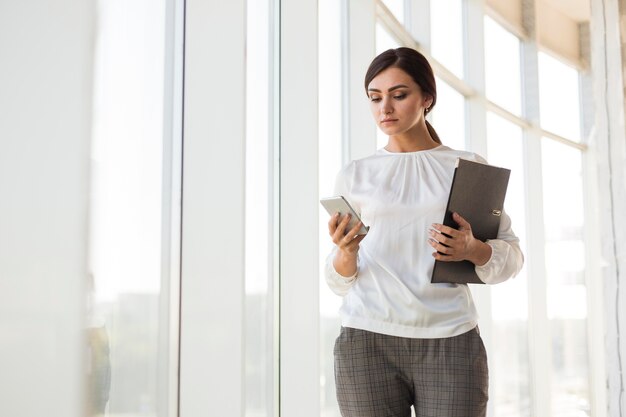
[
  {"xmin": 522, "ymin": 127, "xmax": 551, "ymax": 417},
  {"xmin": 521, "ymin": 1, "xmax": 551, "ymax": 415},
  {"xmin": 375, "ymin": 0, "xmax": 476, "ymax": 98},
  {"xmin": 344, "ymin": 0, "xmax": 377, "ymax": 161},
  {"xmin": 582, "ymin": 140, "xmax": 608, "ymax": 417},
  {"xmin": 406, "ymin": 0, "xmax": 431, "ymax": 50},
  {"xmin": 464, "ymin": 2, "xmax": 495, "ymax": 417},
  {"xmin": 159, "ymin": 0, "xmax": 185, "ymax": 416},
  {"xmin": 269, "ymin": 1, "xmax": 281, "ymax": 415},
  {"xmin": 279, "ymin": 0, "xmax": 320, "ymax": 415},
  {"xmin": 485, "ymin": 102, "xmax": 587, "ymax": 151},
  {"xmin": 464, "ymin": 0, "xmax": 487, "ymax": 155},
  {"xmin": 578, "ymin": 17, "xmax": 607, "ymax": 417},
  {"xmin": 179, "ymin": 0, "xmax": 247, "ymax": 415}
]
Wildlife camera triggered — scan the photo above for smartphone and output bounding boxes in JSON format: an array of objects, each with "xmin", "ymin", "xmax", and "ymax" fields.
[{"xmin": 320, "ymin": 195, "xmax": 369, "ymax": 235}]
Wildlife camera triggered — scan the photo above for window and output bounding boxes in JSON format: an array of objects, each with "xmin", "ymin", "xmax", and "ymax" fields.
[
  {"xmin": 431, "ymin": 78, "xmax": 466, "ymax": 150},
  {"xmin": 541, "ymin": 139, "xmax": 590, "ymax": 416},
  {"xmin": 484, "ymin": 16, "xmax": 522, "ymax": 116},
  {"xmin": 486, "ymin": 112, "xmax": 531, "ymax": 417},
  {"xmin": 245, "ymin": 0, "xmax": 276, "ymax": 414},
  {"xmin": 382, "ymin": 0, "xmax": 405, "ymax": 23},
  {"xmin": 319, "ymin": 1, "xmax": 344, "ymax": 415},
  {"xmin": 536, "ymin": 49, "xmax": 590, "ymax": 415},
  {"xmin": 538, "ymin": 52, "xmax": 582, "ymax": 142},
  {"xmin": 430, "ymin": 0, "xmax": 464, "ymax": 79},
  {"xmin": 88, "ymin": 0, "xmax": 175, "ymax": 415},
  {"xmin": 312, "ymin": 3, "xmax": 597, "ymax": 417}
]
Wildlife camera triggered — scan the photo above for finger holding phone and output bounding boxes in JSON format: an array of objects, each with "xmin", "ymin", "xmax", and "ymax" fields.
[{"xmin": 328, "ymin": 212, "xmax": 366, "ymax": 278}]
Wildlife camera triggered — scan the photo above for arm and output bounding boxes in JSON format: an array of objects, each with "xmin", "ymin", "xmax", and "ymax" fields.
[
  {"xmin": 429, "ymin": 210, "xmax": 524, "ymax": 284},
  {"xmin": 474, "ymin": 209, "xmax": 524, "ymax": 284},
  {"xmin": 324, "ymin": 212, "xmax": 366, "ymax": 295},
  {"xmin": 325, "ymin": 247, "xmax": 359, "ymax": 296},
  {"xmin": 323, "ymin": 164, "xmax": 365, "ymax": 295}
]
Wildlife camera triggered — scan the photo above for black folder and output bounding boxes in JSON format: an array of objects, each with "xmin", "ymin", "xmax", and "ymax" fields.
[{"xmin": 431, "ymin": 158, "xmax": 511, "ymax": 284}]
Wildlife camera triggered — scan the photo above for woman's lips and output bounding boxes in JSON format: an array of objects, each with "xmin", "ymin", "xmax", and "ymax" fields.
[{"xmin": 381, "ymin": 119, "xmax": 398, "ymax": 124}]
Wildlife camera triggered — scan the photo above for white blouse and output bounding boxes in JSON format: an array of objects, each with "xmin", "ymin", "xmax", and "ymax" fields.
[{"xmin": 324, "ymin": 145, "xmax": 524, "ymax": 339}]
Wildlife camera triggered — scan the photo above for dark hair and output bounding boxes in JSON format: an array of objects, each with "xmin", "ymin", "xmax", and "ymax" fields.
[{"xmin": 364, "ymin": 47, "xmax": 441, "ymax": 144}]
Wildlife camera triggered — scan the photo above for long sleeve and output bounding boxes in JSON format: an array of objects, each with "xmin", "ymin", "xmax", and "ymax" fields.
[
  {"xmin": 321, "ymin": 146, "xmax": 520, "ymax": 339},
  {"xmin": 323, "ymin": 163, "xmax": 359, "ymax": 296},
  {"xmin": 325, "ymin": 246, "xmax": 359, "ymax": 296},
  {"xmin": 475, "ymin": 209, "xmax": 524, "ymax": 284}
]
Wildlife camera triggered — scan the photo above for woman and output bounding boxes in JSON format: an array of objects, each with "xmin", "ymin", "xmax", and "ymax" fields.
[{"xmin": 325, "ymin": 47, "xmax": 524, "ymax": 417}]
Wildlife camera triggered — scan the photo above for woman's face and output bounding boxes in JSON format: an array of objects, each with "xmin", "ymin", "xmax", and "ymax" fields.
[{"xmin": 367, "ymin": 67, "xmax": 432, "ymax": 136}]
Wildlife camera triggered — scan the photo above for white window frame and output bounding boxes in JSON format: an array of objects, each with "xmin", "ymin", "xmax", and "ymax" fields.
[
  {"xmin": 279, "ymin": 0, "xmax": 321, "ymax": 414},
  {"xmin": 179, "ymin": 1, "xmax": 247, "ymax": 416},
  {"xmin": 176, "ymin": 1, "xmax": 609, "ymax": 416},
  {"xmin": 160, "ymin": 1, "xmax": 185, "ymax": 416}
]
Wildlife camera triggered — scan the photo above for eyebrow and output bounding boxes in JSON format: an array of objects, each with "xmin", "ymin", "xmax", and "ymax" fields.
[{"xmin": 367, "ymin": 84, "xmax": 410, "ymax": 93}]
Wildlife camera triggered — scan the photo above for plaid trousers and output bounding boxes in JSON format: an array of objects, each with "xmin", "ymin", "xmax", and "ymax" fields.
[{"xmin": 334, "ymin": 326, "xmax": 488, "ymax": 417}]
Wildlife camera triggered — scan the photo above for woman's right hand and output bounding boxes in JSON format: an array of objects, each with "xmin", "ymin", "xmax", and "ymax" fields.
[{"xmin": 328, "ymin": 213, "xmax": 366, "ymax": 277}]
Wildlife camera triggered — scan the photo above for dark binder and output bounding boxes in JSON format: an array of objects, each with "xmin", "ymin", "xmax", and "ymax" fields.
[{"xmin": 431, "ymin": 158, "xmax": 511, "ymax": 284}]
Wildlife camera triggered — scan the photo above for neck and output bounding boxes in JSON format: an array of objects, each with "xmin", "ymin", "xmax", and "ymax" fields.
[{"xmin": 385, "ymin": 120, "xmax": 439, "ymax": 153}]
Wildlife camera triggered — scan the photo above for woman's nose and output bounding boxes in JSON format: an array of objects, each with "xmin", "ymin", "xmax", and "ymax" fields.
[{"xmin": 381, "ymin": 99, "xmax": 393, "ymax": 115}]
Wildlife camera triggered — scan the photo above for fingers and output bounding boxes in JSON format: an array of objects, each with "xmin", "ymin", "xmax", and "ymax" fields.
[
  {"xmin": 338, "ymin": 219, "xmax": 365, "ymax": 247},
  {"xmin": 428, "ymin": 236, "xmax": 459, "ymax": 263},
  {"xmin": 328, "ymin": 212, "xmax": 350, "ymax": 239},
  {"xmin": 428, "ymin": 227, "xmax": 453, "ymax": 246},
  {"xmin": 346, "ymin": 216, "xmax": 365, "ymax": 237},
  {"xmin": 336, "ymin": 228, "xmax": 365, "ymax": 254},
  {"xmin": 452, "ymin": 212, "xmax": 471, "ymax": 230},
  {"xmin": 349, "ymin": 233, "xmax": 366, "ymax": 247},
  {"xmin": 429, "ymin": 214, "xmax": 478, "ymax": 262},
  {"xmin": 429, "ymin": 218, "xmax": 465, "ymax": 261},
  {"xmin": 329, "ymin": 213, "xmax": 365, "ymax": 249},
  {"xmin": 428, "ymin": 237, "xmax": 452, "ymax": 254},
  {"xmin": 431, "ymin": 250, "xmax": 451, "ymax": 261},
  {"xmin": 327, "ymin": 212, "xmax": 341, "ymax": 235},
  {"xmin": 431, "ymin": 212, "xmax": 473, "ymax": 237},
  {"xmin": 431, "ymin": 223, "xmax": 459, "ymax": 238}
]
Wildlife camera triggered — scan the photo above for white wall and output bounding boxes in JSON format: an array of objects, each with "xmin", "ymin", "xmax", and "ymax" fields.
[{"xmin": 0, "ymin": 1, "xmax": 95, "ymax": 417}]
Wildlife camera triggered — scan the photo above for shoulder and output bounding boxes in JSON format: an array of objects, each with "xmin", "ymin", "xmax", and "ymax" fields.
[
  {"xmin": 435, "ymin": 146, "xmax": 488, "ymax": 164},
  {"xmin": 341, "ymin": 149, "xmax": 388, "ymax": 172}
]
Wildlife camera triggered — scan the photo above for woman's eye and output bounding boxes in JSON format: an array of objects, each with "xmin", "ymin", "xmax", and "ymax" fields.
[
  {"xmin": 394, "ymin": 94, "xmax": 407, "ymax": 100},
  {"xmin": 370, "ymin": 97, "xmax": 381, "ymax": 102}
]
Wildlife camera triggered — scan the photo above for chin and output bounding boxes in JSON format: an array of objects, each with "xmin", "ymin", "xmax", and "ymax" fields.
[{"xmin": 380, "ymin": 126, "xmax": 405, "ymax": 135}]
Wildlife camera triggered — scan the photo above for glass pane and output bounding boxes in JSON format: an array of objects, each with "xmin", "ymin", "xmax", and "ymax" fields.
[
  {"xmin": 382, "ymin": 0, "xmax": 404, "ymax": 24},
  {"xmin": 538, "ymin": 52, "xmax": 581, "ymax": 142},
  {"xmin": 319, "ymin": 0, "xmax": 343, "ymax": 415},
  {"xmin": 484, "ymin": 16, "xmax": 522, "ymax": 116},
  {"xmin": 541, "ymin": 138, "xmax": 590, "ymax": 416},
  {"xmin": 246, "ymin": 0, "xmax": 275, "ymax": 415},
  {"xmin": 376, "ymin": 22, "xmax": 400, "ymax": 55},
  {"xmin": 486, "ymin": 112, "xmax": 531, "ymax": 417},
  {"xmin": 88, "ymin": 0, "xmax": 170, "ymax": 415},
  {"xmin": 430, "ymin": 0, "xmax": 464, "ymax": 78},
  {"xmin": 430, "ymin": 77, "xmax": 466, "ymax": 150},
  {"xmin": 375, "ymin": 24, "xmax": 401, "ymax": 149}
]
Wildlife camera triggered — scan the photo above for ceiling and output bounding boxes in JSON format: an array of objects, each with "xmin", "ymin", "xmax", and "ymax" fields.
[{"xmin": 542, "ymin": 0, "xmax": 591, "ymax": 22}]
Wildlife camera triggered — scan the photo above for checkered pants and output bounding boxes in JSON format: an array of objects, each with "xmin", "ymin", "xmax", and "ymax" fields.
[{"xmin": 334, "ymin": 326, "xmax": 488, "ymax": 417}]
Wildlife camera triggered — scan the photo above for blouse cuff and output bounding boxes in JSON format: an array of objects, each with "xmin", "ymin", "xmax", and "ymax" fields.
[
  {"xmin": 324, "ymin": 251, "xmax": 359, "ymax": 296},
  {"xmin": 475, "ymin": 239, "xmax": 522, "ymax": 285}
]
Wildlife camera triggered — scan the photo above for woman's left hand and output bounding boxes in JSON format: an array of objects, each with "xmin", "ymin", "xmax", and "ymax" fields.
[{"xmin": 428, "ymin": 212, "xmax": 492, "ymax": 266}]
